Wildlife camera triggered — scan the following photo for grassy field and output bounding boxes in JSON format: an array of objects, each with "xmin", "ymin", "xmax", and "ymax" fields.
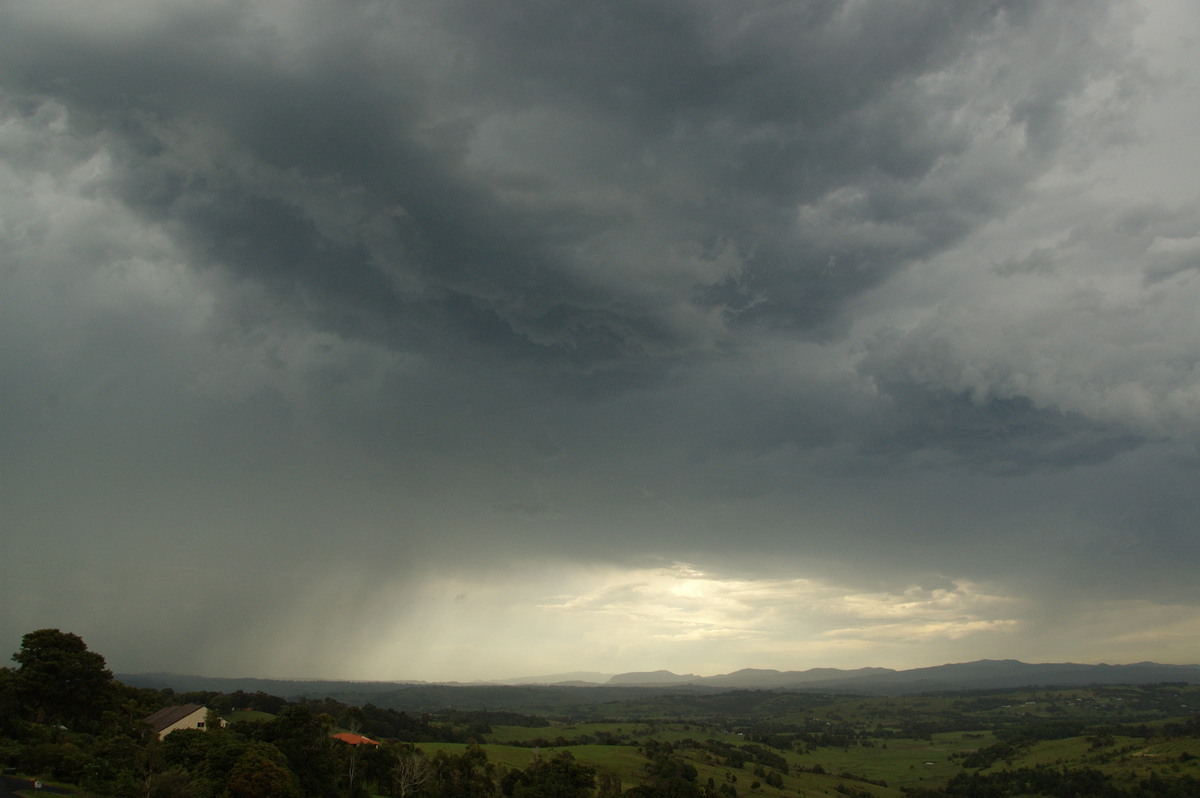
[
  {"xmin": 788, "ymin": 732, "xmax": 993, "ymax": 791},
  {"xmin": 343, "ymin": 684, "xmax": 1200, "ymax": 795},
  {"xmin": 990, "ymin": 732, "xmax": 1200, "ymax": 790},
  {"xmin": 418, "ymin": 725, "xmax": 997, "ymax": 797},
  {"xmin": 405, "ymin": 685, "xmax": 1200, "ymax": 797},
  {"xmin": 416, "ymin": 739, "xmax": 906, "ymax": 798},
  {"xmin": 224, "ymin": 709, "xmax": 276, "ymax": 724}
]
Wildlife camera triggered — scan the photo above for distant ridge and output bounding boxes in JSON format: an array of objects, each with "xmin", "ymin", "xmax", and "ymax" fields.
[
  {"xmin": 607, "ymin": 670, "xmax": 700, "ymax": 685},
  {"xmin": 119, "ymin": 672, "xmax": 433, "ymax": 694},
  {"xmin": 591, "ymin": 660, "xmax": 1200, "ymax": 692},
  {"xmin": 848, "ymin": 659, "xmax": 1200, "ymax": 692},
  {"xmin": 496, "ymin": 671, "xmax": 612, "ymax": 685},
  {"xmin": 699, "ymin": 667, "xmax": 894, "ymax": 688},
  {"xmin": 119, "ymin": 659, "xmax": 1200, "ymax": 703}
]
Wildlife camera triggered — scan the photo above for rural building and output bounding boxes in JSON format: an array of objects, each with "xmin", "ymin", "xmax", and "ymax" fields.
[
  {"xmin": 144, "ymin": 704, "xmax": 224, "ymax": 738},
  {"xmin": 331, "ymin": 732, "xmax": 380, "ymax": 746}
]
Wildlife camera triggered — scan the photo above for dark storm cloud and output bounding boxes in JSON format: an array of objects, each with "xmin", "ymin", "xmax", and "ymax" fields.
[
  {"xmin": 0, "ymin": 0, "xmax": 1132, "ymax": 372},
  {"xmin": 858, "ymin": 342, "xmax": 1146, "ymax": 474},
  {"xmin": 4, "ymin": 0, "xmax": 1199, "ymax": 678}
]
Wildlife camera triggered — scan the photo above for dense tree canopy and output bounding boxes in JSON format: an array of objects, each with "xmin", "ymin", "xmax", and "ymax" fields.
[
  {"xmin": 227, "ymin": 746, "xmax": 303, "ymax": 798},
  {"xmin": 501, "ymin": 751, "xmax": 595, "ymax": 798},
  {"xmin": 10, "ymin": 628, "xmax": 115, "ymax": 729}
]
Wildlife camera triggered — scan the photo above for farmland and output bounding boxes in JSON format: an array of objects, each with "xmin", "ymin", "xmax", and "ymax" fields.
[
  {"xmin": 390, "ymin": 683, "xmax": 1200, "ymax": 797},
  {"xmin": 4, "ymin": 630, "xmax": 1200, "ymax": 797}
]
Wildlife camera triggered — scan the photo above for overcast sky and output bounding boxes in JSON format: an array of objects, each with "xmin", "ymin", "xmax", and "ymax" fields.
[{"xmin": 3, "ymin": 0, "xmax": 1200, "ymax": 683}]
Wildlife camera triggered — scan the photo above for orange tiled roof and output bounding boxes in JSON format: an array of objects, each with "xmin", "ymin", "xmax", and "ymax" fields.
[{"xmin": 331, "ymin": 732, "xmax": 380, "ymax": 746}]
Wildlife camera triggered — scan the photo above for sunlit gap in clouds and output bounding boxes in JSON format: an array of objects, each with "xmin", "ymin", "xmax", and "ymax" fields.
[{"xmin": 347, "ymin": 563, "xmax": 1030, "ymax": 682}]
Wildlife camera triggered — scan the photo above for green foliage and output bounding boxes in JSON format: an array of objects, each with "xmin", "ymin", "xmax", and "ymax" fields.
[
  {"xmin": 626, "ymin": 741, "xmax": 703, "ymax": 798},
  {"xmin": 296, "ymin": 697, "xmax": 484, "ymax": 743},
  {"xmin": 430, "ymin": 744, "xmax": 497, "ymax": 798},
  {"xmin": 227, "ymin": 746, "xmax": 303, "ymax": 798},
  {"xmin": 11, "ymin": 628, "xmax": 115, "ymax": 730},
  {"xmin": 246, "ymin": 705, "xmax": 341, "ymax": 797},
  {"xmin": 365, "ymin": 742, "xmax": 431, "ymax": 798},
  {"xmin": 959, "ymin": 740, "xmax": 1019, "ymax": 769},
  {"xmin": 146, "ymin": 767, "xmax": 208, "ymax": 798},
  {"xmin": 501, "ymin": 751, "xmax": 595, "ymax": 798},
  {"xmin": 20, "ymin": 741, "xmax": 90, "ymax": 781},
  {"xmin": 160, "ymin": 726, "xmax": 261, "ymax": 796},
  {"xmin": 936, "ymin": 765, "xmax": 1128, "ymax": 797},
  {"xmin": 0, "ymin": 667, "xmax": 23, "ymax": 736},
  {"xmin": 995, "ymin": 719, "xmax": 1087, "ymax": 743},
  {"xmin": 82, "ymin": 733, "xmax": 146, "ymax": 794}
]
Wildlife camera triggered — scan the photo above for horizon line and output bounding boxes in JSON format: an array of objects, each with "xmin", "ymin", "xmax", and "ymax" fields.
[{"xmin": 114, "ymin": 657, "xmax": 1200, "ymax": 686}]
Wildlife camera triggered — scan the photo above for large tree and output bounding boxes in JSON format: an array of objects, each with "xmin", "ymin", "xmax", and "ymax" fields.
[
  {"xmin": 226, "ymin": 746, "xmax": 301, "ymax": 798},
  {"xmin": 501, "ymin": 751, "xmax": 595, "ymax": 798},
  {"xmin": 11, "ymin": 628, "xmax": 115, "ymax": 729}
]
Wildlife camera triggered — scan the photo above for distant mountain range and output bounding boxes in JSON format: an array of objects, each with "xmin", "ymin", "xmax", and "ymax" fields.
[
  {"xmin": 550, "ymin": 660, "xmax": 1200, "ymax": 691},
  {"xmin": 120, "ymin": 659, "xmax": 1200, "ymax": 701},
  {"xmin": 642, "ymin": 660, "xmax": 1200, "ymax": 692},
  {"xmin": 607, "ymin": 670, "xmax": 701, "ymax": 685}
]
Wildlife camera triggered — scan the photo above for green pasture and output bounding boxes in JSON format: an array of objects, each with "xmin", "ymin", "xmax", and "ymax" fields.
[
  {"xmin": 224, "ymin": 709, "xmax": 276, "ymax": 724},
  {"xmin": 415, "ymin": 742, "xmax": 541, "ymax": 771},
  {"xmin": 379, "ymin": 685, "xmax": 1200, "ymax": 795},
  {"xmin": 441, "ymin": 731, "xmax": 985, "ymax": 797},
  {"xmin": 679, "ymin": 752, "xmax": 902, "ymax": 798},
  {"xmin": 413, "ymin": 741, "xmax": 651, "ymax": 777},
  {"xmin": 790, "ymin": 732, "xmax": 993, "ymax": 791},
  {"xmin": 547, "ymin": 744, "xmax": 657, "ymax": 779},
  {"xmin": 1012, "ymin": 734, "xmax": 1200, "ymax": 786},
  {"xmin": 485, "ymin": 722, "xmax": 744, "ymax": 746},
  {"xmin": 1136, "ymin": 737, "xmax": 1200, "ymax": 759},
  {"xmin": 486, "ymin": 722, "xmax": 662, "ymax": 743}
]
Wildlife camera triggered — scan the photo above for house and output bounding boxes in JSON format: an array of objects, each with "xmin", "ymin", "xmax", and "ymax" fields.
[
  {"xmin": 144, "ymin": 704, "xmax": 224, "ymax": 739},
  {"xmin": 331, "ymin": 732, "xmax": 380, "ymax": 746}
]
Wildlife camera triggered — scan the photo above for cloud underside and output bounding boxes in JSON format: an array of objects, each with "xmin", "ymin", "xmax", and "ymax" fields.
[{"xmin": 2, "ymin": 0, "xmax": 1200, "ymax": 678}]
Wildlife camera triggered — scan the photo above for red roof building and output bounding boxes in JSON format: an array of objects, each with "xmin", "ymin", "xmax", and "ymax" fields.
[{"xmin": 331, "ymin": 732, "xmax": 380, "ymax": 746}]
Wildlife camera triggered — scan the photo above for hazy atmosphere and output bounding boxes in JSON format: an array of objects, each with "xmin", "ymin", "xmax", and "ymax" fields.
[{"xmin": 4, "ymin": 0, "xmax": 1200, "ymax": 683}]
